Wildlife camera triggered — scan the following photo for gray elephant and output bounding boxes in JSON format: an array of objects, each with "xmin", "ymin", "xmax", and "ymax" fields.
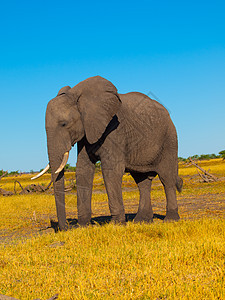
[{"xmin": 33, "ymin": 76, "xmax": 182, "ymax": 230}]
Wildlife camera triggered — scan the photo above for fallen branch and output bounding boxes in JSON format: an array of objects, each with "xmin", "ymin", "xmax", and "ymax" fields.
[
  {"xmin": 0, "ymin": 188, "xmax": 14, "ymax": 196},
  {"xmin": 14, "ymin": 180, "xmax": 24, "ymax": 194},
  {"xmin": 0, "ymin": 171, "xmax": 8, "ymax": 180},
  {"xmin": 13, "ymin": 180, "xmax": 53, "ymax": 195},
  {"xmin": 197, "ymin": 170, "xmax": 211, "ymax": 183},
  {"xmin": 44, "ymin": 180, "xmax": 53, "ymax": 191},
  {"xmin": 64, "ymin": 178, "xmax": 76, "ymax": 192},
  {"xmin": 188, "ymin": 158, "xmax": 219, "ymax": 182},
  {"xmin": 0, "ymin": 175, "xmax": 71, "ymax": 196}
]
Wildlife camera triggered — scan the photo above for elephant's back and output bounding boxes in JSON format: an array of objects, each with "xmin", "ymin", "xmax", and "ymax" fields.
[
  {"xmin": 119, "ymin": 92, "xmax": 170, "ymax": 134},
  {"xmin": 119, "ymin": 92, "xmax": 169, "ymax": 116},
  {"xmin": 118, "ymin": 92, "xmax": 175, "ymax": 168}
]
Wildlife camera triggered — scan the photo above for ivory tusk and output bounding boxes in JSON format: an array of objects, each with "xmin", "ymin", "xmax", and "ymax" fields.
[
  {"xmin": 55, "ymin": 151, "xmax": 69, "ymax": 174},
  {"xmin": 31, "ymin": 164, "xmax": 50, "ymax": 180}
]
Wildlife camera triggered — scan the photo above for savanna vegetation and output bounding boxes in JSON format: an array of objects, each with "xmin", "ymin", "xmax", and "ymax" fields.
[
  {"xmin": 0, "ymin": 158, "xmax": 224, "ymax": 299},
  {"xmin": 178, "ymin": 150, "xmax": 225, "ymax": 162}
]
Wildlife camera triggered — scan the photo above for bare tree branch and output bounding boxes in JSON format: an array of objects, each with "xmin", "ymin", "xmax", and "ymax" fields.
[
  {"xmin": 189, "ymin": 158, "xmax": 219, "ymax": 182},
  {"xmin": 0, "ymin": 171, "xmax": 8, "ymax": 180}
]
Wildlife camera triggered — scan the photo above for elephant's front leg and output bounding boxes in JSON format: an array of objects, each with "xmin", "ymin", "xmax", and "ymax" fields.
[
  {"xmin": 102, "ymin": 166, "xmax": 125, "ymax": 224},
  {"xmin": 76, "ymin": 144, "xmax": 95, "ymax": 226}
]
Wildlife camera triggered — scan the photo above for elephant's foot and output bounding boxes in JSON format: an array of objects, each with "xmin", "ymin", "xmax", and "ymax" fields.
[
  {"xmin": 51, "ymin": 219, "xmax": 68, "ymax": 232},
  {"xmin": 134, "ymin": 212, "xmax": 153, "ymax": 224},
  {"xmin": 164, "ymin": 210, "xmax": 180, "ymax": 222},
  {"xmin": 78, "ymin": 214, "xmax": 91, "ymax": 227},
  {"xmin": 111, "ymin": 214, "xmax": 126, "ymax": 225},
  {"xmin": 60, "ymin": 223, "xmax": 69, "ymax": 231}
]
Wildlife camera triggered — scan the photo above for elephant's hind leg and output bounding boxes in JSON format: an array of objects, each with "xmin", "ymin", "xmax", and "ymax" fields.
[
  {"xmin": 158, "ymin": 173, "xmax": 180, "ymax": 221},
  {"xmin": 130, "ymin": 172, "xmax": 154, "ymax": 223}
]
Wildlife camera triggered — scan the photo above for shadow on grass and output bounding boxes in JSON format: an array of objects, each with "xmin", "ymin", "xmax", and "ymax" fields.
[{"xmin": 50, "ymin": 213, "xmax": 165, "ymax": 232}]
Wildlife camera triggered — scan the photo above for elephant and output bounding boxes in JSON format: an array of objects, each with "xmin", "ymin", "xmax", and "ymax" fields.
[{"xmin": 32, "ymin": 76, "xmax": 183, "ymax": 230}]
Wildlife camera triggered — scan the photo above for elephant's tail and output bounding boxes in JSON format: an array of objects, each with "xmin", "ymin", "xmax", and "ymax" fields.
[{"xmin": 176, "ymin": 176, "xmax": 183, "ymax": 193}]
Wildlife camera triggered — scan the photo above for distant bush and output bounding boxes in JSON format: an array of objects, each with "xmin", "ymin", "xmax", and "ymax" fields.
[
  {"xmin": 191, "ymin": 154, "xmax": 200, "ymax": 160},
  {"xmin": 0, "ymin": 170, "xmax": 20, "ymax": 176},
  {"xmin": 178, "ymin": 152, "xmax": 223, "ymax": 162},
  {"xmin": 199, "ymin": 154, "xmax": 219, "ymax": 160},
  {"xmin": 9, "ymin": 170, "xmax": 20, "ymax": 176},
  {"xmin": 188, "ymin": 154, "xmax": 220, "ymax": 161},
  {"xmin": 178, "ymin": 157, "xmax": 186, "ymax": 162},
  {"xmin": 219, "ymin": 150, "xmax": 225, "ymax": 160},
  {"xmin": 65, "ymin": 164, "xmax": 76, "ymax": 172}
]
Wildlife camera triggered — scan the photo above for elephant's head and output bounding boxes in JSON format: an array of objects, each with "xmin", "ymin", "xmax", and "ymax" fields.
[{"xmin": 32, "ymin": 76, "xmax": 121, "ymax": 230}]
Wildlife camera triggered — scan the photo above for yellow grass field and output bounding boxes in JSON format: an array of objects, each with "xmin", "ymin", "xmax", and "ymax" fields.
[{"xmin": 0, "ymin": 159, "xmax": 224, "ymax": 299}]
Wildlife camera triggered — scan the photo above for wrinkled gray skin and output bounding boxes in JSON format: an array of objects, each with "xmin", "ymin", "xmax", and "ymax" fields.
[{"xmin": 46, "ymin": 76, "xmax": 183, "ymax": 230}]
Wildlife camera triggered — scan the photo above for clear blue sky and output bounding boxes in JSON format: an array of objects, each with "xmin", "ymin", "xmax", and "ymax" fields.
[{"xmin": 1, "ymin": 0, "xmax": 225, "ymax": 172}]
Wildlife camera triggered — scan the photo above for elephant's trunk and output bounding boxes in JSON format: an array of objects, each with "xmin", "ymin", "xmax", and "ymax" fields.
[
  {"xmin": 52, "ymin": 169, "xmax": 67, "ymax": 231},
  {"xmin": 48, "ymin": 150, "xmax": 68, "ymax": 231}
]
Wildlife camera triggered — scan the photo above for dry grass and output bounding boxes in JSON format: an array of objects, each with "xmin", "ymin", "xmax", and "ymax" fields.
[
  {"xmin": 0, "ymin": 159, "xmax": 224, "ymax": 299},
  {"xmin": 0, "ymin": 220, "xmax": 224, "ymax": 299}
]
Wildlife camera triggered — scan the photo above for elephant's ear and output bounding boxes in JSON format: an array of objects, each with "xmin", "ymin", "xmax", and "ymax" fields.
[
  {"xmin": 57, "ymin": 86, "xmax": 71, "ymax": 96},
  {"xmin": 74, "ymin": 76, "xmax": 121, "ymax": 144}
]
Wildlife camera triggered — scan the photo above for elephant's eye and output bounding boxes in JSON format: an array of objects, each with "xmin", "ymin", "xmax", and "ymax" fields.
[{"xmin": 59, "ymin": 121, "xmax": 67, "ymax": 127}]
